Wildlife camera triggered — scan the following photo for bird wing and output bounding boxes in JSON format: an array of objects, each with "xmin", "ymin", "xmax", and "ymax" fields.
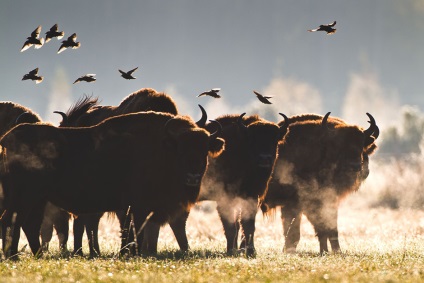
[
  {"xmin": 119, "ymin": 70, "xmax": 126, "ymax": 75},
  {"xmin": 128, "ymin": 67, "xmax": 139, "ymax": 74},
  {"xmin": 264, "ymin": 96, "xmax": 273, "ymax": 99},
  {"xmin": 308, "ymin": 28, "xmax": 318, "ymax": 32},
  {"xmin": 29, "ymin": 68, "xmax": 39, "ymax": 75},
  {"xmin": 86, "ymin": 74, "xmax": 96, "ymax": 77},
  {"xmin": 328, "ymin": 21, "xmax": 336, "ymax": 27},
  {"xmin": 57, "ymin": 44, "xmax": 67, "ymax": 54},
  {"xmin": 31, "ymin": 25, "xmax": 42, "ymax": 38},
  {"xmin": 69, "ymin": 33, "xmax": 77, "ymax": 41},
  {"xmin": 20, "ymin": 41, "xmax": 32, "ymax": 52},
  {"xmin": 253, "ymin": 90, "xmax": 262, "ymax": 97},
  {"xmin": 50, "ymin": 24, "xmax": 58, "ymax": 32},
  {"xmin": 211, "ymin": 88, "xmax": 221, "ymax": 92},
  {"xmin": 197, "ymin": 92, "xmax": 207, "ymax": 97}
]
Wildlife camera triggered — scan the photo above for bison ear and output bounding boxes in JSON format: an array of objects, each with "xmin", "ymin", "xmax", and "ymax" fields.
[{"xmin": 208, "ymin": 137, "xmax": 225, "ymax": 158}]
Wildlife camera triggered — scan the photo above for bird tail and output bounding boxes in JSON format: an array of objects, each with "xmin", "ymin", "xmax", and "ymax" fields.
[
  {"xmin": 35, "ymin": 38, "xmax": 45, "ymax": 49},
  {"xmin": 35, "ymin": 77, "xmax": 44, "ymax": 84}
]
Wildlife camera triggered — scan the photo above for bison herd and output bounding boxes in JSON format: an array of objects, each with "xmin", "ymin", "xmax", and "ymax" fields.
[{"xmin": 0, "ymin": 88, "xmax": 378, "ymax": 259}]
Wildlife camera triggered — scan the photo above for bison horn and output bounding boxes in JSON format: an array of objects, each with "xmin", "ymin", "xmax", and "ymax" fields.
[
  {"xmin": 196, "ymin": 104, "xmax": 207, "ymax": 127},
  {"xmin": 53, "ymin": 111, "xmax": 68, "ymax": 125},
  {"xmin": 364, "ymin": 113, "xmax": 376, "ymax": 138},
  {"xmin": 208, "ymin": 120, "xmax": 222, "ymax": 140},
  {"xmin": 321, "ymin": 112, "xmax": 331, "ymax": 129},
  {"xmin": 237, "ymin": 113, "xmax": 248, "ymax": 133},
  {"xmin": 15, "ymin": 111, "xmax": 30, "ymax": 124},
  {"xmin": 278, "ymin": 112, "xmax": 289, "ymax": 131}
]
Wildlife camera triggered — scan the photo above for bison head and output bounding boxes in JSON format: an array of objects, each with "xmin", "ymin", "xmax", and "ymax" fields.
[
  {"xmin": 165, "ymin": 117, "xmax": 224, "ymax": 188},
  {"xmin": 238, "ymin": 113, "xmax": 288, "ymax": 169},
  {"xmin": 320, "ymin": 112, "xmax": 379, "ymax": 191}
]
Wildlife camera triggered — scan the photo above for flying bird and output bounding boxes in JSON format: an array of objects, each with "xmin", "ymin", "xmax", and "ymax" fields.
[
  {"xmin": 253, "ymin": 90, "xmax": 272, "ymax": 104},
  {"xmin": 45, "ymin": 24, "xmax": 64, "ymax": 42},
  {"xmin": 20, "ymin": 25, "xmax": 45, "ymax": 52},
  {"xmin": 58, "ymin": 33, "xmax": 81, "ymax": 54},
  {"xmin": 197, "ymin": 88, "xmax": 221, "ymax": 98},
  {"xmin": 308, "ymin": 21, "xmax": 337, "ymax": 34},
  {"xmin": 119, "ymin": 67, "xmax": 139, "ymax": 80},
  {"xmin": 22, "ymin": 68, "xmax": 44, "ymax": 84},
  {"xmin": 73, "ymin": 74, "xmax": 96, "ymax": 84}
]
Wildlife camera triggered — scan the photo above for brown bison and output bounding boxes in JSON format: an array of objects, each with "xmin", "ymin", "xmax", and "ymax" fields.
[
  {"xmin": 142, "ymin": 113, "xmax": 289, "ymax": 256},
  {"xmin": 0, "ymin": 102, "xmax": 70, "ymax": 253},
  {"xmin": 42, "ymin": 88, "xmax": 205, "ymax": 257},
  {"xmin": 0, "ymin": 111, "xmax": 224, "ymax": 258},
  {"xmin": 263, "ymin": 112, "xmax": 379, "ymax": 254}
]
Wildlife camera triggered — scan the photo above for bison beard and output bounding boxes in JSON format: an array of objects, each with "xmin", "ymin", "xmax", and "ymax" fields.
[
  {"xmin": 0, "ymin": 111, "xmax": 224, "ymax": 258},
  {"xmin": 264, "ymin": 112, "xmax": 379, "ymax": 255}
]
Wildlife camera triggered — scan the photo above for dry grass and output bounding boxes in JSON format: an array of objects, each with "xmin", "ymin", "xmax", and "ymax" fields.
[{"xmin": 1, "ymin": 199, "xmax": 423, "ymax": 282}]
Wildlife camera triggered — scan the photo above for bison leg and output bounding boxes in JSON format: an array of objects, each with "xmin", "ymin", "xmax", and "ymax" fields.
[
  {"xmin": 281, "ymin": 205, "xmax": 302, "ymax": 253},
  {"xmin": 53, "ymin": 208, "xmax": 70, "ymax": 253},
  {"xmin": 239, "ymin": 199, "xmax": 259, "ymax": 257},
  {"xmin": 40, "ymin": 207, "xmax": 54, "ymax": 252},
  {"xmin": 85, "ymin": 213, "xmax": 102, "ymax": 258},
  {"xmin": 1, "ymin": 210, "xmax": 21, "ymax": 258},
  {"xmin": 304, "ymin": 196, "xmax": 340, "ymax": 255},
  {"xmin": 72, "ymin": 216, "xmax": 84, "ymax": 256},
  {"xmin": 141, "ymin": 221, "xmax": 160, "ymax": 254},
  {"xmin": 169, "ymin": 211, "xmax": 190, "ymax": 252},
  {"xmin": 216, "ymin": 204, "xmax": 239, "ymax": 255},
  {"xmin": 21, "ymin": 209, "xmax": 44, "ymax": 257}
]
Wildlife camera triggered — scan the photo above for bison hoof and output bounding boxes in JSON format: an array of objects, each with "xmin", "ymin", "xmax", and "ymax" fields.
[{"xmin": 241, "ymin": 247, "xmax": 256, "ymax": 258}]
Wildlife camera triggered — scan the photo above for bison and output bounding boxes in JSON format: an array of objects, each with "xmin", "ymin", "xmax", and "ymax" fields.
[
  {"xmin": 0, "ymin": 111, "xmax": 224, "ymax": 258},
  {"xmin": 142, "ymin": 113, "xmax": 289, "ymax": 256},
  {"xmin": 41, "ymin": 88, "xmax": 206, "ymax": 257},
  {"xmin": 0, "ymin": 102, "xmax": 70, "ymax": 253},
  {"xmin": 263, "ymin": 112, "xmax": 379, "ymax": 254}
]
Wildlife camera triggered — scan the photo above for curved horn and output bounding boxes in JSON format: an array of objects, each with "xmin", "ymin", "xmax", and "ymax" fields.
[
  {"xmin": 278, "ymin": 112, "xmax": 289, "ymax": 131},
  {"xmin": 208, "ymin": 120, "xmax": 222, "ymax": 140},
  {"xmin": 364, "ymin": 113, "xmax": 376, "ymax": 138},
  {"xmin": 321, "ymin": 112, "xmax": 331, "ymax": 129},
  {"xmin": 196, "ymin": 104, "xmax": 207, "ymax": 127},
  {"xmin": 53, "ymin": 111, "xmax": 68, "ymax": 126},
  {"xmin": 237, "ymin": 113, "xmax": 248, "ymax": 133},
  {"xmin": 15, "ymin": 111, "xmax": 30, "ymax": 124}
]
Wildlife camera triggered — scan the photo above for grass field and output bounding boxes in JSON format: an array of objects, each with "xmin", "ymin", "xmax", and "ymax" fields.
[{"xmin": 1, "ymin": 195, "xmax": 423, "ymax": 283}]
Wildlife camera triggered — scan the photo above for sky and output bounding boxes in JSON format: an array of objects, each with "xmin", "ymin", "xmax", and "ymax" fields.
[{"xmin": 1, "ymin": 0, "xmax": 424, "ymax": 128}]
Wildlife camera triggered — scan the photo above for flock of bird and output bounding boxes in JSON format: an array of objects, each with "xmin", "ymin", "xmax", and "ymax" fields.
[
  {"xmin": 19, "ymin": 24, "xmax": 137, "ymax": 86},
  {"xmin": 19, "ymin": 21, "xmax": 336, "ymax": 104}
]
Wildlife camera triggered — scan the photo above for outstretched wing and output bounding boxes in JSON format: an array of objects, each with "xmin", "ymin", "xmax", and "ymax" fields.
[
  {"xmin": 128, "ymin": 67, "xmax": 138, "ymax": 75},
  {"xmin": 50, "ymin": 24, "xmax": 59, "ymax": 32},
  {"xmin": 253, "ymin": 90, "xmax": 262, "ymax": 97},
  {"xmin": 31, "ymin": 25, "xmax": 42, "ymax": 38},
  {"xmin": 57, "ymin": 44, "xmax": 67, "ymax": 54},
  {"xmin": 328, "ymin": 21, "xmax": 336, "ymax": 27},
  {"xmin": 21, "ymin": 41, "xmax": 33, "ymax": 52},
  {"xmin": 29, "ymin": 68, "xmax": 39, "ymax": 75},
  {"xmin": 68, "ymin": 33, "xmax": 77, "ymax": 42}
]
